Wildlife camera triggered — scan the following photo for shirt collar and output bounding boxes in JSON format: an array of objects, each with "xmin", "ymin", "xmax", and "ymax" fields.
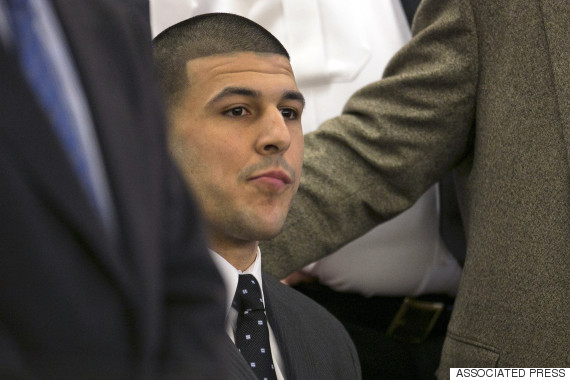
[{"xmin": 208, "ymin": 247, "xmax": 265, "ymax": 318}]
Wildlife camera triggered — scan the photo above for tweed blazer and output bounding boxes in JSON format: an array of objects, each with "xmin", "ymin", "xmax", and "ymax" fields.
[
  {"xmin": 262, "ymin": 0, "xmax": 569, "ymax": 375},
  {"xmin": 223, "ymin": 274, "xmax": 361, "ymax": 380}
]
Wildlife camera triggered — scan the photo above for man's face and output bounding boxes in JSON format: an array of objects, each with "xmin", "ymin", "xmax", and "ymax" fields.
[{"xmin": 171, "ymin": 52, "xmax": 304, "ymax": 249}]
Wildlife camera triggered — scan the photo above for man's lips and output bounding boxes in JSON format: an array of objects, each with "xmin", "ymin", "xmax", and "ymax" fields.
[
  {"xmin": 248, "ymin": 170, "xmax": 293, "ymax": 189},
  {"xmin": 249, "ymin": 170, "xmax": 292, "ymax": 183}
]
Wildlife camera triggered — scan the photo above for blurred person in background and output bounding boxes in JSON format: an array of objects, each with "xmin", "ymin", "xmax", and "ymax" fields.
[{"xmin": 0, "ymin": 1, "xmax": 228, "ymax": 378}]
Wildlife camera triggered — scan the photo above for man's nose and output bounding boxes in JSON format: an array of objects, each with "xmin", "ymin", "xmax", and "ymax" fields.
[{"xmin": 256, "ymin": 108, "xmax": 291, "ymax": 155}]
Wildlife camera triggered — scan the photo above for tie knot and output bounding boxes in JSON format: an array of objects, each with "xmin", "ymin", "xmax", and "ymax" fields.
[{"xmin": 233, "ymin": 274, "xmax": 265, "ymax": 312}]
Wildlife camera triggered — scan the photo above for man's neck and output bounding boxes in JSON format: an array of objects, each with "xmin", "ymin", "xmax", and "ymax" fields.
[{"xmin": 210, "ymin": 240, "xmax": 259, "ymax": 271}]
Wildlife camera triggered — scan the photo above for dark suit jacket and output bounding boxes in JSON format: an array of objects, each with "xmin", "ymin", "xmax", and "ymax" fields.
[
  {"xmin": 0, "ymin": 1, "xmax": 227, "ymax": 378},
  {"xmin": 224, "ymin": 274, "xmax": 361, "ymax": 380},
  {"xmin": 263, "ymin": 0, "xmax": 570, "ymax": 375}
]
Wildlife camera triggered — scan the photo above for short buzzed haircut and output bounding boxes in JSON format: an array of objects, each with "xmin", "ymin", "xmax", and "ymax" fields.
[{"xmin": 153, "ymin": 13, "xmax": 290, "ymax": 110}]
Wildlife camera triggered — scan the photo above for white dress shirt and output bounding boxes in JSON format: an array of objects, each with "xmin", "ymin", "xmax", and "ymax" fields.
[
  {"xmin": 153, "ymin": 0, "xmax": 462, "ymax": 297},
  {"xmin": 208, "ymin": 248, "xmax": 286, "ymax": 380}
]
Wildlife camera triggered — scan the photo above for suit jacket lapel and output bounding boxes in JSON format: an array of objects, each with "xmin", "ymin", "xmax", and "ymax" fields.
[
  {"xmin": 52, "ymin": 0, "xmax": 163, "ymax": 275},
  {"xmin": 52, "ymin": 0, "xmax": 171, "ymax": 352},
  {"xmin": 262, "ymin": 275, "xmax": 296, "ymax": 380},
  {"xmin": 538, "ymin": 0, "xmax": 570, "ymax": 163},
  {"xmin": 223, "ymin": 335, "xmax": 258, "ymax": 379}
]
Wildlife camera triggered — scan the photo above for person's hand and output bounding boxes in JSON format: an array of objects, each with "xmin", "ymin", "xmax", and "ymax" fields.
[{"xmin": 280, "ymin": 270, "xmax": 317, "ymax": 286}]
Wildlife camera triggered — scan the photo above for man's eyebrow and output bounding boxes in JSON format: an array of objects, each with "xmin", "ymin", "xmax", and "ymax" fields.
[
  {"xmin": 207, "ymin": 87, "xmax": 261, "ymax": 106},
  {"xmin": 207, "ymin": 87, "xmax": 305, "ymax": 108},
  {"xmin": 282, "ymin": 90, "xmax": 305, "ymax": 107}
]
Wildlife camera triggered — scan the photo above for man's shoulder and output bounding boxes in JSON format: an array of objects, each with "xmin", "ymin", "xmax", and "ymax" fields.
[
  {"xmin": 261, "ymin": 273, "xmax": 346, "ymax": 329},
  {"xmin": 262, "ymin": 272, "xmax": 361, "ymax": 378}
]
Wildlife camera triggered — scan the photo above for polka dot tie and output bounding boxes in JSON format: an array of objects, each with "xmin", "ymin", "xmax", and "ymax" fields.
[{"xmin": 233, "ymin": 274, "xmax": 277, "ymax": 380}]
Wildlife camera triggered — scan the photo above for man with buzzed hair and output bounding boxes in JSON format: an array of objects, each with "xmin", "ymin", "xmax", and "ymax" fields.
[{"xmin": 153, "ymin": 13, "xmax": 361, "ymax": 380}]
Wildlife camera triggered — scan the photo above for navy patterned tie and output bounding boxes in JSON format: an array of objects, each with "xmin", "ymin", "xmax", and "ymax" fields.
[
  {"xmin": 7, "ymin": 0, "xmax": 101, "ymax": 214},
  {"xmin": 233, "ymin": 274, "xmax": 277, "ymax": 380}
]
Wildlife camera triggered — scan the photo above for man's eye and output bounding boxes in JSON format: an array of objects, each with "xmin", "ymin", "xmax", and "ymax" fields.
[
  {"xmin": 224, "ymin": 107, "xmax": 249, "ymax": 117},
  {"xmin": 281, "ymin": 108, "xmax": 298, "ymax": 120}
]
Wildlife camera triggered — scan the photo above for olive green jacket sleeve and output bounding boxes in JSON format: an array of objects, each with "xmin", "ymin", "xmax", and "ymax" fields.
[{"xmin": 262, "ymin": 0, "xmax": 479, "ymax": 278}]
